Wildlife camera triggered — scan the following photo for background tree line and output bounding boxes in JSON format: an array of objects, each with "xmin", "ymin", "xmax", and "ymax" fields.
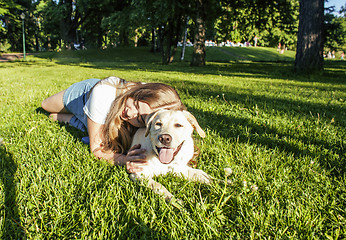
[{"xmin": 0, "ymin": 0, "xmax": 345, "ymax": 67}]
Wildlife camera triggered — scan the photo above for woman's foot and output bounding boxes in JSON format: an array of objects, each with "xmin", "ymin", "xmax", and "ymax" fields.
[{"xmin": 49, "ymin": 113, "xmax": 74, "ymax": 124}]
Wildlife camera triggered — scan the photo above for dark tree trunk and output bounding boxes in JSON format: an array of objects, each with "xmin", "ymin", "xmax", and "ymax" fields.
[
  {"xmin": 191, "ymin": 4, "xmax": 206, "ymax": 66},
  {"xmin": 162, "ymin": 21, "xmax": 174, "ymax": 64},
  {"xmin": 157, "ymin": 27, "xmax": 165, "ymax": 63},
  {"xmin": 119, "ymin": 29, "xmax": 129, "ymax": 46},
  {"xmin": 59, "ymin": 0, "xmax": 84, "ymax": 49},
  {"xmin": 294, "ymin": 0, "xmax": 324, "ymax": 73},
  {"xmin": 169, "ymin": 16, "xmax": 182, "ymax": 63},
  {"xmin": 162, "ymin": 16, "xmax": 182, "ymax": 64},
  {"xmin": 96, "ymin": 16, "xmax": 103, "ymax": 48}
]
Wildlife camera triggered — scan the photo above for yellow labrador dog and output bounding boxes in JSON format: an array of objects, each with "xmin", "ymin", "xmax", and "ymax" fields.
[{"xmin": 129, "ymin": 109, "xmax": 212, "ymax": 206}]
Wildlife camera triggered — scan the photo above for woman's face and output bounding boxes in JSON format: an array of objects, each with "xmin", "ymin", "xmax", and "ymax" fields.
[{"xmin": 121, "ymin": 98, "xmax": 152, "ymax": 127}]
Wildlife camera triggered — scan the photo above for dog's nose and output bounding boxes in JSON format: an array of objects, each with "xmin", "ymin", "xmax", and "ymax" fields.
[{"xmin": 158, "ymin": 134, "xmax": 172, "ymax": 145}]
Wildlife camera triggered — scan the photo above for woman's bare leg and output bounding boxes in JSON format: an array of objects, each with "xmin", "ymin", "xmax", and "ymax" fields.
[
  {"xmin": 42, "ymin": 90, "xmax": 74, "ymax": 123},
  {"xmin": 41, "ymin": 89, "xmax": 69, "ymax": 113}
]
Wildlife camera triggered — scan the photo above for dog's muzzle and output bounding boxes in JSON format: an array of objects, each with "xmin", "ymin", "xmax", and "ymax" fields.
[{"xmin": 156, "ymin": 141, "xmax": 184, "ymax": 164}]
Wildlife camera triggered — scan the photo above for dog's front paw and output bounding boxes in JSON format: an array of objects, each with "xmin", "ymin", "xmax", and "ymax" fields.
[
  {"xmin": 195, "ymin": 171, "xmax": 213, "ymax": 184},
  {"xmin": 167, "ymin": 196, "xmax": 184, "ymax": 209},
  {"xmin": 185, "ymin": 168, "xmax": 212, "ymax": 184}
]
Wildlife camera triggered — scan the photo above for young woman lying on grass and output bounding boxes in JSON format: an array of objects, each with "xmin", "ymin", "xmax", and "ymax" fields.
[{"xmin": 41, "ymin": 77, "xmax": 186, "ymax": 172}]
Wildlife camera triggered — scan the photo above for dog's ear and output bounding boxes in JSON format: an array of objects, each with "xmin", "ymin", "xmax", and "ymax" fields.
[
  {"xmin": 182, "ymin": 111, "xmax": 206, "ymax": 138},
  {"xmin": 144, "ymin": 111, "xmax": 160, "ymax": 137}
]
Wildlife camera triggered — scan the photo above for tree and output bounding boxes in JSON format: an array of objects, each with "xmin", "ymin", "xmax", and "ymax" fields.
[
  {"xmin": 0, "ymin": 0, "xmax": 32, "ymax": 52},
  {"xmin": 34, "ymin": 0, "xmax": 60, "ymax": 50},
  {"xmin": 324, "ymin": 13, "xmax": 346, "ymax": 51},
  {"xmin": 324, "ymin": 4, "xmax": 346, "ymax": 52},
  {"xmin": 216, "ymin": 0, "xmax": 299, "ymax": 49},
  {"xmin": 295, "ymin": 0, "xmax": 324, "ymax": 73},
  {"xmin": 190, "ymin": 0, "xmax": 221, "ymax": 66},
  {"xmin": 0, "ymin": 0, "xmax": 14, "ymax": 46},
  {"xmin": 82, "ymin": 0, "xmax": 130, "ymax": 48},
  {"xmin": 191, "ymin": 3, "xmax": 206, "ymax": 66},
  {"xmin": 132, "ymin": 0, "xmax": 187, "ymax": 64}
]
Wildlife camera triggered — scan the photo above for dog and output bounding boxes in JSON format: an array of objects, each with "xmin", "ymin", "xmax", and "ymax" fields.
[{"xmin": 129, "ymin": 109, "xmax": 212, "ymax": 207}]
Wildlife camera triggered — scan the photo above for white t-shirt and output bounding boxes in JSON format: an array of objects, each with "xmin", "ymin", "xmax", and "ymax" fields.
[{"xmin": 83, "ymin": 76, "xmax": 126, "ymax": 124}]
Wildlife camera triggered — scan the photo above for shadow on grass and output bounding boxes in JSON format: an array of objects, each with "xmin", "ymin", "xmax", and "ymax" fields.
[
  {"xmin": 166, "ymin": 78, "xmax": 346, "ymax": 127},
  {"xmin": 173, "ymin": 80, "xmax": 345, "ymax": 177},
  {"xmin": 31, "ymin": 48, "xmax": 346, "ymax": 86},
  {"xmin": 192, "ymin": 104, "xmax": 345, "ymax": 177},
  {"xmin": 35, "ymin": 107, "xmax": 163, "ymax": 237},
  {"xmin": 6, "ymin": 56, "xmax": 346, "ymax": 88},
  {"xmin": 34, "ymin": 71, "xmax": 345, "ymax": 178},
  {"xmin": 0, "ymin": 145, "xmax": 26, "ymax": 238},
  {"xmin": 31, "ymin": 55, "xmax": 345, "ymax": 175}
]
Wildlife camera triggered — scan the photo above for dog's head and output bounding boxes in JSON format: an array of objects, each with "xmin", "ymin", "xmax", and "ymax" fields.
[{"xmin": 144, "ymin": 110, "xmax": 205, "ymax": 164}]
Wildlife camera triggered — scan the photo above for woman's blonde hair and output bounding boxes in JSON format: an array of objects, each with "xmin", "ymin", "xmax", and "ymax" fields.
[{"xmin": 101, "ymin": 82, "xmax": 186, "ymax": 154}]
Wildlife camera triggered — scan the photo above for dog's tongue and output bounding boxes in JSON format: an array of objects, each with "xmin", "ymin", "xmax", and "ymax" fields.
[{"xmin": 158, "ymin": 148, "xmax": 174, "ymax": 164}]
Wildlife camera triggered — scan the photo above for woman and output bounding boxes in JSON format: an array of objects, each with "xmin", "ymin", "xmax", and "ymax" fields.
[{"xmin": 41, "ymin": 76, "xmax": 186, "ymax": 171}]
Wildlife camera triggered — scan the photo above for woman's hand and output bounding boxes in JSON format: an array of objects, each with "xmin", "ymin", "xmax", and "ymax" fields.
[
  {"xmin": 87, "ymin": 117, "xmax": 125, "ymax": 165},
  {"xmin": 125, "ymin": 144, "xmax": 148, "ymax": 173},
  {"xmin": 87, "ymin": 117, "xmax": 148, "ymax": 169}
]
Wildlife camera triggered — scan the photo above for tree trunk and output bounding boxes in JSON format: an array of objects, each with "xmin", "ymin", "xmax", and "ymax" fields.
[
  {"xmin": 181, "ymin": 16, "xmax": 189, "ymax": 61},
  {"xmin": 97, "ymin": 21, "xmax": 103, "ymax": 48},
  {"xmin": 157, "ymin": 27, "xmax": 163, "ymax": 54},
  {"xmin": 134, "ymin": 29, "xmax": 138, "ymax": 47},
  {"xmin": 294, "ymin": 0, "xmax": 324, "ymax": 73},
  {"xmin": 169, "ymin": 16, "xmax": 182, "ymax": 63},
  {"xmin": 59, "ymin": 0, "xmax": 74, "ymax": 49},
  {"xmin": 119, "ymin": 29, "xmax": 129, "ymax": 46},
  {"xmin": 191, "ymin": 6, "xmax": 206, "ymax": 66},
  {"xmin": 162, "ymin": 17, "xmax": 182, "ymax": 64},
  {"xmin": 157, "ymin": 27, "xmax": 165, "ymax": 63},
  {"xmin": 35, "ymin": 31, "xmax": 39, "ymax": 51},
  {"xmin": 151, "ymin": 28, "xmax": 156, "ymax": 53},
  {"xmin": 163, "ymin": 23, "xmax": 173, "ymax": 64}
]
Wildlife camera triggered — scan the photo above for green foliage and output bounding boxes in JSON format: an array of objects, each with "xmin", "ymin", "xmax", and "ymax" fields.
[
  {"xmin": 215, "ymin": 0, "xmax": 299, "ymax": 48},
  {"xmin": 0, "ymin": 1, "xmax": 11, "ymax": 37},
  {"xmin": 0, "ymin": 48, "xmax": 345, "ymax": 238},
  {"xmin": 0, "ymin": 0, "xmax": 345, "ymax": 65},
  {"xmin": 324, "ymin": 13, "xmax": 346, "ymax": 51},
  {"xmin": 34, "ymin": 0, "xmax": 60, "ymax": 50},
  {"xmin": 0, "ymin": 0, "xmax": 298, "ymax": 52},
  {"xmin": 0, "ymin": 0, "xmax": 25, "ymax": 52}
]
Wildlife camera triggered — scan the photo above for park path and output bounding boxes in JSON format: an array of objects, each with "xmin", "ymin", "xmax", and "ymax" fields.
[{"xmin": 0, "ymin": 53, "xmax": 34, "ymax": 62}]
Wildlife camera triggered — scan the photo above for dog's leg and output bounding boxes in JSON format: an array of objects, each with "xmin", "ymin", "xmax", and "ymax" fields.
[
  {"xmin": 129, "ymin": 174, "xmax": 184, "ymax": 209},
  {"xmin": 147, "ymin": 178, "xmax": 173, "ymax": 200},
  {"xmin": 177, "ymin": 167, "xmax": 212, "ymax": 184}
]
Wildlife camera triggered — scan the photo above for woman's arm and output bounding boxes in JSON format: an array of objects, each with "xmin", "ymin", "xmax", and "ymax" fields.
[
  {"xmin": 87, "ymin": 117, "xmax": 123, "ymax": 164},
  {"xmin": 87, "ymin": 117, "xmax": 147, "ymax": 167}
]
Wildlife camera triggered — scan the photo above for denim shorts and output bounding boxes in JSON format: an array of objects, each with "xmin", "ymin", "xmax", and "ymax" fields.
[{"xmin": 63, "ymin": 78, "xmax": 100, "ymax": 127}]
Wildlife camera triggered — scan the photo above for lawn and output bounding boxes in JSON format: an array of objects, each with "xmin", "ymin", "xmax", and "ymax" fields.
[{"xmin": 0, "ymin": 47, "xmax": 345, "ymax": 239}]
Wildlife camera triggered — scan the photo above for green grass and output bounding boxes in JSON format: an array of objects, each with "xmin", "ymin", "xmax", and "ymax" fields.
[{"xmin": 0, "ymin": 47, "xmax": 345, "ymax": 239}]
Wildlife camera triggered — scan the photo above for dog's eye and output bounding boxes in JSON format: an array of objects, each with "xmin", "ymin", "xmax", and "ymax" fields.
[
  {"xmin": 175, "ymin": 123, "xmax": 183, "ymax": 128},
  {"xmin": 155, "ymin": 122, "xmax": 162, "ymax": 127}
]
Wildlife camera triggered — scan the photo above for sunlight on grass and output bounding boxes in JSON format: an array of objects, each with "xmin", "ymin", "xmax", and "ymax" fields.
[{"xmin": 0, "ymin": 48, "xmax": 345, "ymax": 238}]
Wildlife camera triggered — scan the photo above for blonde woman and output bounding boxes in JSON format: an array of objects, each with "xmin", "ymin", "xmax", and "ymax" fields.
[{"xmin": 41, "ymin": 77, "xmax": 186, "ymax": 172}]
